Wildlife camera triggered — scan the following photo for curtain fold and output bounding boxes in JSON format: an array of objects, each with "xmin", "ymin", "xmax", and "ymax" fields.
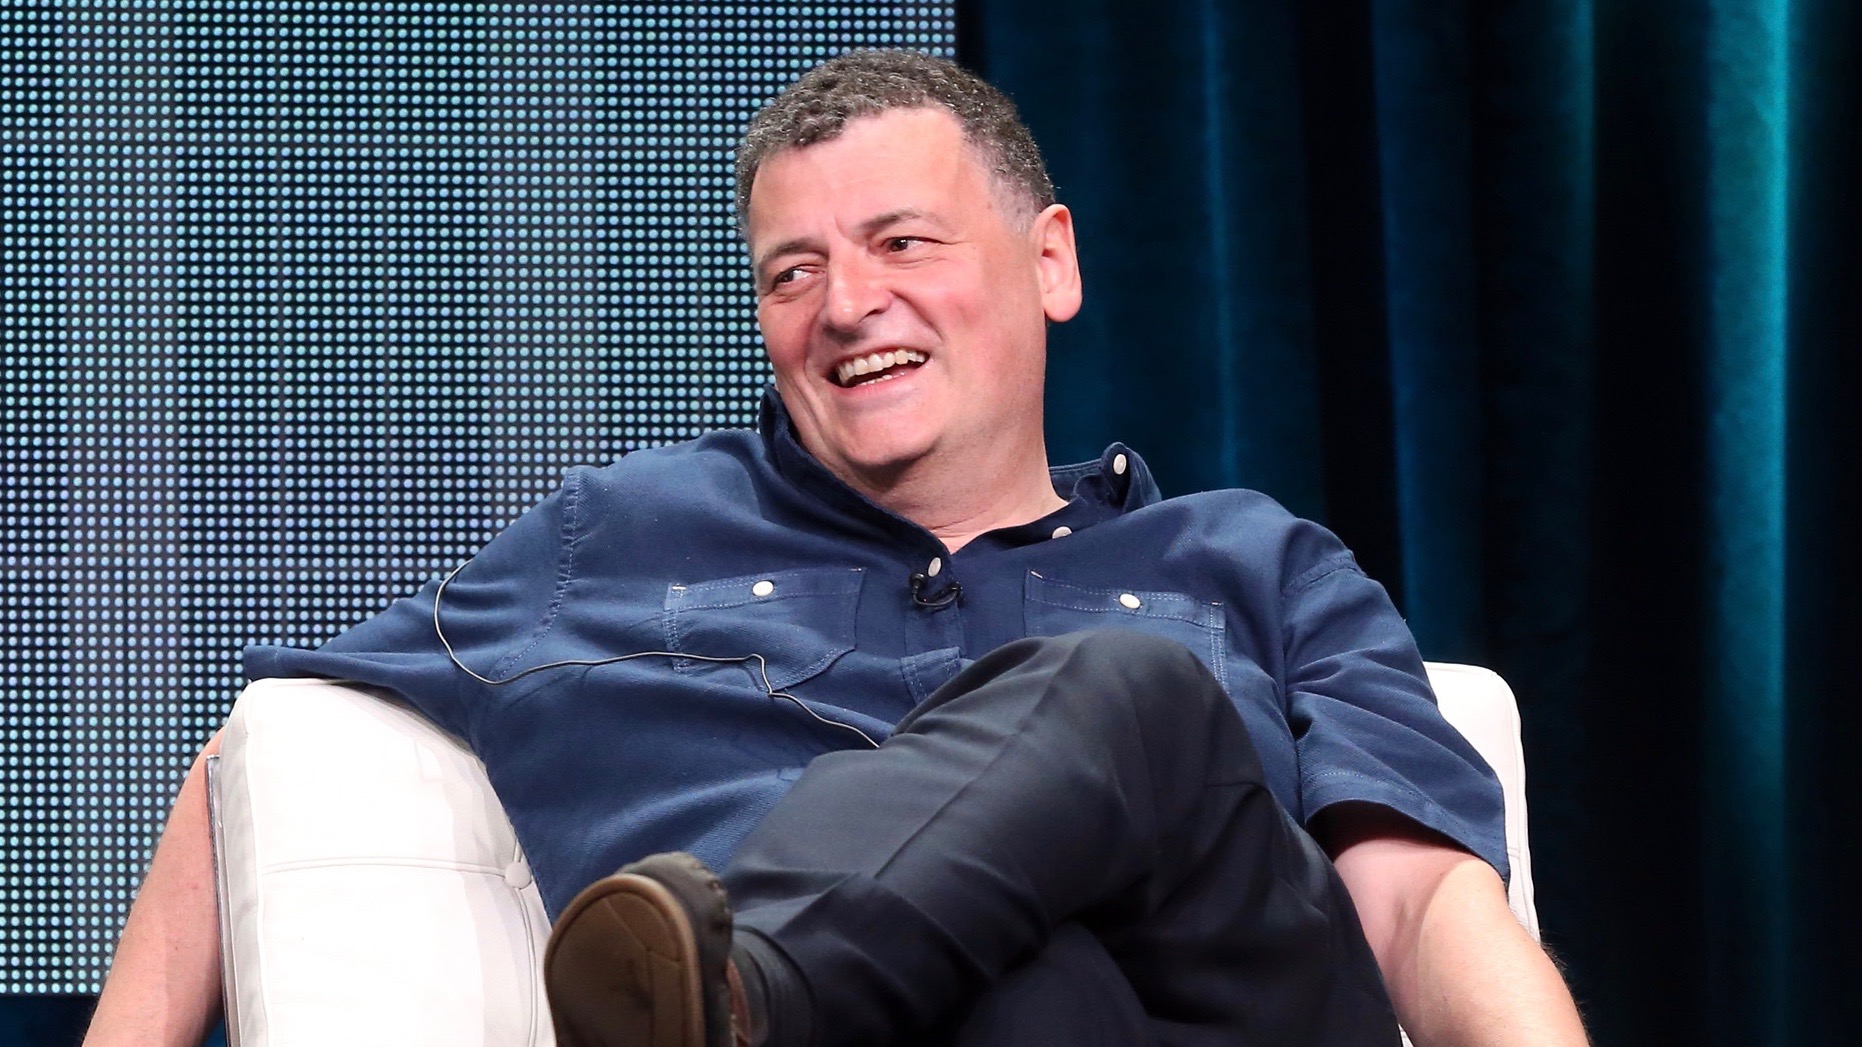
[
  {"xmin": 1781, "ymin": 2, "xmax": 1861, "ymax": 1043},
  {"xmin": 965, "ymin": 2, "xmax": 1859, "ymax": 1043},
  {"xmin": 1700, "ymin": 2, "xmax": 1791, "ymax": 1040},
  {"xmin": 1370, "ymin": 0, "xmax": 1487, "ymax": 661}
]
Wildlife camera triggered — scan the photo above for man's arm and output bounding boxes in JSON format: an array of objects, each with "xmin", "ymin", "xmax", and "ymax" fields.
[
  {"xmin": 83, "ymin": 731, "xmax": 225, "ymax": 1047},
  {"xmin": 1318, "ymin": 802, "xmax": 1587, "ymax": 1047}
]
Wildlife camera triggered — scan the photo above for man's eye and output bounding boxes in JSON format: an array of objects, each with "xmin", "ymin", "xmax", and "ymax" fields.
[
  {"xmin": 770, "ymin": 267, "xmax": 802, "ymax": 287},
  {"xmin": 885, "ymin": 236, "xmax": 926, "ymax": 252}
]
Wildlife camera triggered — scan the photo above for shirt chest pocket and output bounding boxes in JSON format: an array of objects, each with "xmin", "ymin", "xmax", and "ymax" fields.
[
  {"xmin": 1022, "ymin": 570, "xmax": 1229, "ymax": 688},
  {"xmin": 664, "ymin": 567, "xmax": 864, "ymax": 691}
]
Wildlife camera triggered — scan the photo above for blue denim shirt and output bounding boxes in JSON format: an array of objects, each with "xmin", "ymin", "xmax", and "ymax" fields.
[{"xmin": 246, "ymin": 389, "xmax": 1506, "ymax": 919}]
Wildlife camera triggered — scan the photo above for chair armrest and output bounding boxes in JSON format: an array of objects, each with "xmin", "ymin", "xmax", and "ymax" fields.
[{"xmin": 211, "ymin": 677, "xmax": 555, "ymax": 1046}]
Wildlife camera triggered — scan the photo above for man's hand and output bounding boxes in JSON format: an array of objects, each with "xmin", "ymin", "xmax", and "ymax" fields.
[{"xmin": 1317, "ymin": 802, "xmax": 1588, "ymax": 1047}]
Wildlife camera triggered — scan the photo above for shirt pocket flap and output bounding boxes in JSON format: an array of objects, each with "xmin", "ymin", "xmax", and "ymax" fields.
[
  {"xmin": 1023, "ymin": 571, "xmax": 1227, "ymax": 685},
  {"xmin": 665, "ymin": 567, "xmax": 864, "ymax": 691}
]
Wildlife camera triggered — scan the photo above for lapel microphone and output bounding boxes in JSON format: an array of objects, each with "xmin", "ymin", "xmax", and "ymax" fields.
[{"xmin": 908, "ymin": 571, "xmax": 963, "ymax": 609}]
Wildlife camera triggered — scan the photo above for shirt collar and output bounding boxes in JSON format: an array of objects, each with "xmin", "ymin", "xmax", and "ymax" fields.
[
  {"xmin": 756, "ymin": 386, "xmax": 1158, "ymax": 548},
  {"xmin": 1050, "ymin": 441, "xmax": 1160, "ymax": 512},
  {"xmin": 757, "ymin": 387, "xmax": 929, "ymax": 546}
]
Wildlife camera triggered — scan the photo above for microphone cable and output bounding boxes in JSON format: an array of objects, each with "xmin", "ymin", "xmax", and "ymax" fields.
[{"xmin": 430, "ymin": 562, "xmax": 880, "ymax": 749}]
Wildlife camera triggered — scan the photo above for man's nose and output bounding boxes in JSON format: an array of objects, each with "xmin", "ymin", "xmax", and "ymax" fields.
[{"xmin": 822, "ymin": 257, "xmax": 890, "ymax": 333}]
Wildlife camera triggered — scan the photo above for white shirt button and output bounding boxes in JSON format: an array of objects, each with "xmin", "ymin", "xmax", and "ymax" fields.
[
  {"xmin": 1118, "ymin": 592, "xmax": 1142, "ymax": 610},
  {"xmin": 751, "ymin": 579, "xmax": 775, "ymax": 597},
  {"xmin": 503, "ymin": 858, "xmax": 533, "ymax": 890},
  {"xmin": 1050, "ymin": 526, "xmax": 1072, "ymax": 539},
  {"xmin": 927, "ymin": 557, "xmax": 943, "ymax": 578},
  {"xmin": 1112, "ymin": 453, "xmax": 1128, "ymax": 476}
]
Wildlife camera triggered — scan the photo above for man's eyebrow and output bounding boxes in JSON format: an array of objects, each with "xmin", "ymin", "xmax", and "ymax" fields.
[
  {"xmin": 754, "ymin": 210, "xmax": 950, "ymax": 273},
  {"xmin": 753, "ymin": 236, "xmax": 817, "ymax": 277},
  {"xmin": 858, "ymin": 208, "xmax": 943, "ymax": 236}
]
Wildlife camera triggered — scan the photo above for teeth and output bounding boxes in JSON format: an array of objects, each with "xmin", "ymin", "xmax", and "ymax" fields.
[{"xmin": 837, "ymin": 349, "xmax": 926, "ymax": 386}]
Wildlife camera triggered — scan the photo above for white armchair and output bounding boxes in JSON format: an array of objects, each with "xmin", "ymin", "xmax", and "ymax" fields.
[{"xmin": 207, "ymin": 665, "xmax": 1539, "ymax": 1046}]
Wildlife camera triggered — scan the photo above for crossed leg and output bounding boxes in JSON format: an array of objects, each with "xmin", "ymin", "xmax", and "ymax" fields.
[{"xmin": 552, "ymin": 630, "xmax": 1400, "ymax": 1046}]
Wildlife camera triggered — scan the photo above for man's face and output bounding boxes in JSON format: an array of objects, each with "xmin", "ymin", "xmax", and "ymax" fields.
[{"xmin": 745, "ymin": 107, "xmax": 1080, "ymax": 489}]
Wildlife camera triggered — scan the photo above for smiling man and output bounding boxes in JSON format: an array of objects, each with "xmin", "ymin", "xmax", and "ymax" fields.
[
  {"xmin": 747, "ymin": 104, "xmax": 1076, "ymax": 547},
  {"xmin": 87, "ymin": 50, "xmax": 1586, "ymax": 1047},
  {"xmin": 536, "ymin": 53, "xmax": 1586, "ymax": 1047}
]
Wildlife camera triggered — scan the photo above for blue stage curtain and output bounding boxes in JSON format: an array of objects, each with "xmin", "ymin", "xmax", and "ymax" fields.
[{"xmin": 963, "ymin": 1, "xmax": 1859, "ymax": 1044}]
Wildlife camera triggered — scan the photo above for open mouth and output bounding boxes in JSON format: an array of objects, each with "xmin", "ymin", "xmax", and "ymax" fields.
[{"xmin": 833, "ymin": 349, "xmax": 928, "ymax": 388}]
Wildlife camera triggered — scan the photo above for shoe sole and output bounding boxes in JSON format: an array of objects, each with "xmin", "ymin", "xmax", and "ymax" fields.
[{"xmin": 544, "ymin": 854, "xmax": 732, "ymax": 1047}]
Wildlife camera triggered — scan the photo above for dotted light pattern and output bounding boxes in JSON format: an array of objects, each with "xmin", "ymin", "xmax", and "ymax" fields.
[{"xmin": 0, "ymin": 2, "xmax": 952, "ymax": 992}]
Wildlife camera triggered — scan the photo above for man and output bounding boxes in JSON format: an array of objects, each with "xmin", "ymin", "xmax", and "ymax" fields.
[{"xmin": 87, "ymin": 50, "xmax": 1586, "ymax": 1047}]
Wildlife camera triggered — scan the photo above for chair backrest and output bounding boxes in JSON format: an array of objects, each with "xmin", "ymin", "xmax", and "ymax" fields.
[
  {"xmin": 209, "ymin": 665, "xmax": 1536, "ymax": 1045},
  {"xmin": 1422, "ymin": 662, "xmax": 1539, "ymax": 941}
]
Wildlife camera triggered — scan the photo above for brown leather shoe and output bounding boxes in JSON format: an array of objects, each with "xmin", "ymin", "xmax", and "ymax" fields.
[{"xmin": 545, "ymin": 852, "xmax": 755, "ymax": 1047}]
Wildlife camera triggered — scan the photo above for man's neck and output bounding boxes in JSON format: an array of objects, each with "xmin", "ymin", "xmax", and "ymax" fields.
[{"xmin": 845, "ymin": 444, "xmax": 1067, "ymax": 554}]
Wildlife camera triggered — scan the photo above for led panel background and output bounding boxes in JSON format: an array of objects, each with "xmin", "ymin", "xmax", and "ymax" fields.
[{"xmin": 0, "ymin": 1, "xmax": 954, "ymax": 992}]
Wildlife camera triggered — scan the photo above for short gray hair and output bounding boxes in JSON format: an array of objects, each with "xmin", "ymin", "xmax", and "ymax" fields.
[{"xmin": 735, "ymin": 49, "xmax": 1055, "ymax": 231}]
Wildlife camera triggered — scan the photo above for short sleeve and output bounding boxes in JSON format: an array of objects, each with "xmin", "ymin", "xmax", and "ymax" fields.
[
  {"xmin": 241, "ymin": 469, "xmax": 586, "ymax": 743},
  {"xmin": 1280, "ymin": 530, "xmax": 1509, "ymax": 881}
]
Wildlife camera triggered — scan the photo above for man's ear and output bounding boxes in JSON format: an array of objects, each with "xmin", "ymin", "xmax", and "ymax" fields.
[{"xmin": 1031, "ymin": 204, "xmax": 1082, "ymax": 323}]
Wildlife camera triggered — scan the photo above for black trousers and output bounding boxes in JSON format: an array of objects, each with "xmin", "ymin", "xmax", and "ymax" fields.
[{"xmin": 724, "ymin": 630, "xmax": 1400, "ymax": 1047}]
